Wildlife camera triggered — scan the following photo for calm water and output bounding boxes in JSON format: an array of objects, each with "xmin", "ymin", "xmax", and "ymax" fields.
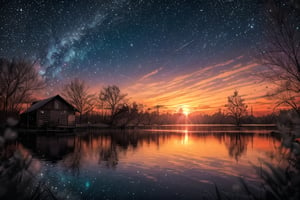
[{"xmin": 18, "ymin": 125, "xmax": 279, "ymax": 199}]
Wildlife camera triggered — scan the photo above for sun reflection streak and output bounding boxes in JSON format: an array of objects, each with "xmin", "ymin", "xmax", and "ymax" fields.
[{"xmin": 181, "ymin": 129, "xmax": 189, "ymax": 144}]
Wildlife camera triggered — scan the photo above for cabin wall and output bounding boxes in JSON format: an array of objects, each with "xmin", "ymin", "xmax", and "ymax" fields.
[
  {"xmin": 37, "ymin": 110, "xmax": 50, "ymax": 127},
  {"xmin": 49, "ymin": 110, "xmax": 72, "ymax": 126},
  {"xmin": 36, "ymin": 99, "xmax": 76, "ymax": 127}
]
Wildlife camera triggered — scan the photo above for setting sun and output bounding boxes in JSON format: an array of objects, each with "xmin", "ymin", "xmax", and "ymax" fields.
[
  {"xmin": 177, "ymin": 106, "xmax": 190, "ymax": 116},
  {"xmin": 183, "ymin": 109, "xmax": 190, "ymax": 116}
]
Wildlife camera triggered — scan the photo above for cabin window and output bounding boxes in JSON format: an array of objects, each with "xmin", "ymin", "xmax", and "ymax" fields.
[
  {"xmin": 54, "ymin": 101, "xmax": 59, "ymax": 109},
  {"xmin": 40, "ymin": 110, "xmax": 44, "ymax": 114}
]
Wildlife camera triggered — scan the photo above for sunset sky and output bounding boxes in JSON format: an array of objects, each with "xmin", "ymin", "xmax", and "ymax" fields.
[{"xmin": 0, "ymin": 0, "xmax": 279, "ymax": 115}]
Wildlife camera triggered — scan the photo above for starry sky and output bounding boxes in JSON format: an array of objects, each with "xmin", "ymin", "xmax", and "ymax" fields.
[{"xmin": 0, "ymin": 0, "xmax": 288, "ymax": 115}]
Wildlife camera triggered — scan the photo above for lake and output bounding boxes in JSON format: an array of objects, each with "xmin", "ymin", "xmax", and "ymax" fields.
[{"xmin": 18, "ymin": 125, "xmax": 279, "ymax": 199}]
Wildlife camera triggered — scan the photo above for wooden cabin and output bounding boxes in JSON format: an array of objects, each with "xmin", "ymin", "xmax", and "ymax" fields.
[{"xmin": 21, "ymin": 95, "xmax": 78, "ymax": 128}]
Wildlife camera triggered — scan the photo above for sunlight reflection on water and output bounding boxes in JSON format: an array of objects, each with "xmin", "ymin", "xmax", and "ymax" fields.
[{"xmin": 18, "ymin": 125, "xmax": 279, "ymax": 199}]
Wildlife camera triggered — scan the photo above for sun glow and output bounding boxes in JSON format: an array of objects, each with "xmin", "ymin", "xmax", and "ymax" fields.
[
  {"xmin": 175, "ymin": 105, "xmax": 190, "ymax": 116},
  {"xmin": 125, "ymin": 58, "xmax": 279, "ymax": 116},
  {"xmin": 183, "ymin": 110, "xmax": 189, "ymax": 116},
  {"xmin": 182, "ymin": 106, "xmax": 190, "ymax": 116}
]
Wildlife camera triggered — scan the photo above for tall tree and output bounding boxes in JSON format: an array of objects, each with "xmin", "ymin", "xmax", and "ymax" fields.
[
  {"xmin": 225, "ymin": 90, "xmax": 248, "ymax": 126},
  {"xmin": 0, "ymin": 58, "xmax": 44, "ymax": 119},
  {"xmin": 112, "ymin": 102, "xmax": 144, "ymax": 127},
  {"xmin": 99, "ymin": 85, "xmax": 127, "ymax": 119},
  {"xmin": 257, "ymin": 0, "xmax": 300, "ymax": 115},
  {"xmin": 62, "ymin": 78, "xmax": 95, "ymax": 123}
]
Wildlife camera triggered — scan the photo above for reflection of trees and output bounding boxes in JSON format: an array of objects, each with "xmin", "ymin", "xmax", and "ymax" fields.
[
  {"xmin": 99, "ymin": 143, "xmax": 118, "ymax": 168},
  {"xmin": 19, "ymin": 129, "xmax": 283, "ymax": 172},
  {"xmin": 62, "ymin": 137, "xmax": 82, "ymax": 175},
  {"xmin": 111, "ymin": 131, "xmax": 139, "ymax": 149},
  {"xmin": 191, "ymin": 131, "xmax": 256, "ymax": 161},
  {"xmin": 20, "ymin": 135, "xmax": 82, "ymax": 174},
  {"xmin": 94, "ymin": 131, "xmax": 171, "ymax": 168},
  {"xmin": 224, "ymin": 133, "xmax": 249, "ymax": 161}
]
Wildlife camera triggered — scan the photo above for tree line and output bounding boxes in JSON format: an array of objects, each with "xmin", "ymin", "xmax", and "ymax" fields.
[{"xmin": 0, "ymin": 63, "xmax": 284, "ymax": 127}]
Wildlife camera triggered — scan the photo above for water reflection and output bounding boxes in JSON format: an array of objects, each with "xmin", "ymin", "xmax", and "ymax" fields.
[
  {"xmin": 21, "ymin": 135, "xmax": 75, "ymax": 162},
  {"xmin": 224, "ymin": 134, "xmax": 248, "ymax": 161},
  {"xmin": 182, "ymin": 129, "xmax": 189, "ymax": 144},
  {"xmin": 17, "ymin": 126, "xmax": 280, "ymax": 199},
  {"xmin": 20, "ymin": 128, "xmax": 279, "ymax": 169},
  {"xmin": 63, "ymin": 137, "xmax": 82, "ymax": 175}
]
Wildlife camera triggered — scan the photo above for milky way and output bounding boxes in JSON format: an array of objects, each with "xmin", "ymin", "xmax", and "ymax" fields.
[
  {"xmin": 0, "ymin": 0, "xmax": 263, "ymax": 78},
  {"xmin": 0, "ymin": 0, "xmax": 280, "ymax": 113}
]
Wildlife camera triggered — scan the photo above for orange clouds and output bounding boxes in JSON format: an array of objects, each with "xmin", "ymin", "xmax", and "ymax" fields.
[
  {"xmin": 124, "ymin": 56, "xmax": 277, "ymax": 116},
  {"xmin": 139, "ymin": 67, "xmax": 163, "ymax": 81}
]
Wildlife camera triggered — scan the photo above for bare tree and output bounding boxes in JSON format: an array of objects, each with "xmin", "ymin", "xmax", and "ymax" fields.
[
  {"xmin": 112, "ymin": 102, "xmax": 144, "ymax": 127},
  {"xmin": 225, "ymin": 90, "xmax": 248, "ymax": 126},
  {"xmin": 62, "ymin": 78, "xmax": 95, "ymax": 123},
  {"xmin": 257, "ymin": 0, "xmax": 300, "ymax": 115},
  {"xmin": 0, "ymin": 58, "xmax": 44, "ymax": 119},
  {"xmin": 99, "ymin": 85, "xmax": 127, "ymax": 120}
]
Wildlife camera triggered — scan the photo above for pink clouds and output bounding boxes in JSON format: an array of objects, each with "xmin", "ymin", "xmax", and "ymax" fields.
[
  {"xmin": 124, "ymin": 56, "xmax": 277, "ymax": 115},
  {"xmin": 139, "ymin": 67, "xmax": 163, "ymax": 81}
]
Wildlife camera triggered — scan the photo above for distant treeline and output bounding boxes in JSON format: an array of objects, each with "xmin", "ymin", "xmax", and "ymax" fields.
[{"xmin": 76, "ymin": 108, "xmax": 278, "ymax": 126}]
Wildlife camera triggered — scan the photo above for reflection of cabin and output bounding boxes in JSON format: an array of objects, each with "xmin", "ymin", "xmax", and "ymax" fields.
[
  {"xmin": 20, "ymin": 135, "xmax": 75, "ymax": 162},
  {"xmin": 21, "ymin": 95, "xmax": 78, "ymax": 128}
]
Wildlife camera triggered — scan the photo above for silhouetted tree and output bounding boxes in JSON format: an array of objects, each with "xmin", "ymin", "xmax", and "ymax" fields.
[
  {"xmin": 225, "ymin": 90, "xmax": 248, "ymax": 126},
  {"xmin": 132, "ymin": 102, "xmax": 145, "ymax": 126},
  {"xmin": 62, "ymin": 78, "xmax": 95, "ymax": 123},
  {"xmin": 258, "ymin": 0, "xmax": 300, "ymax": 115},
  {"xmin": 144, "ymin": 108, "xmax": 156, "ymax": 125},
  {"xmin": 153, "ymin": 104, "xmax": 164, "ymax": 116},
  {"xmin": 99, "ymin": 85, "xmax": 127, "ymax": 121},
  {"xmin": 112, "ymin": 103, "xmax": 130, "ymax": 127},
  {"xmin": 211, "ymin": 109, "xmax": 227, "ymax": 124},
  {"xmin": 112, "ymin": 102, "xmax": 145, "ymax": 127},
  {"xmin": 254, "ymin": 3, "xmax": 300, "ymax": 198},
  {"xmin": 0, "ymin": 58, "xmax": 44, "ymax": 120}
]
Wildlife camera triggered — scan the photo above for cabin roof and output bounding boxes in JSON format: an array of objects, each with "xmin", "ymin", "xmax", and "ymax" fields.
[{"xmin": 23, "ymin": 95, "xmax": 78, "ymax": 113}]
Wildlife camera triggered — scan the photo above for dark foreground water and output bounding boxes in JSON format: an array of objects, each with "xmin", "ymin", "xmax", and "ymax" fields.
[{"xmin": 18, "ymin": 125, "xmax": 279, "ymax": 199}]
